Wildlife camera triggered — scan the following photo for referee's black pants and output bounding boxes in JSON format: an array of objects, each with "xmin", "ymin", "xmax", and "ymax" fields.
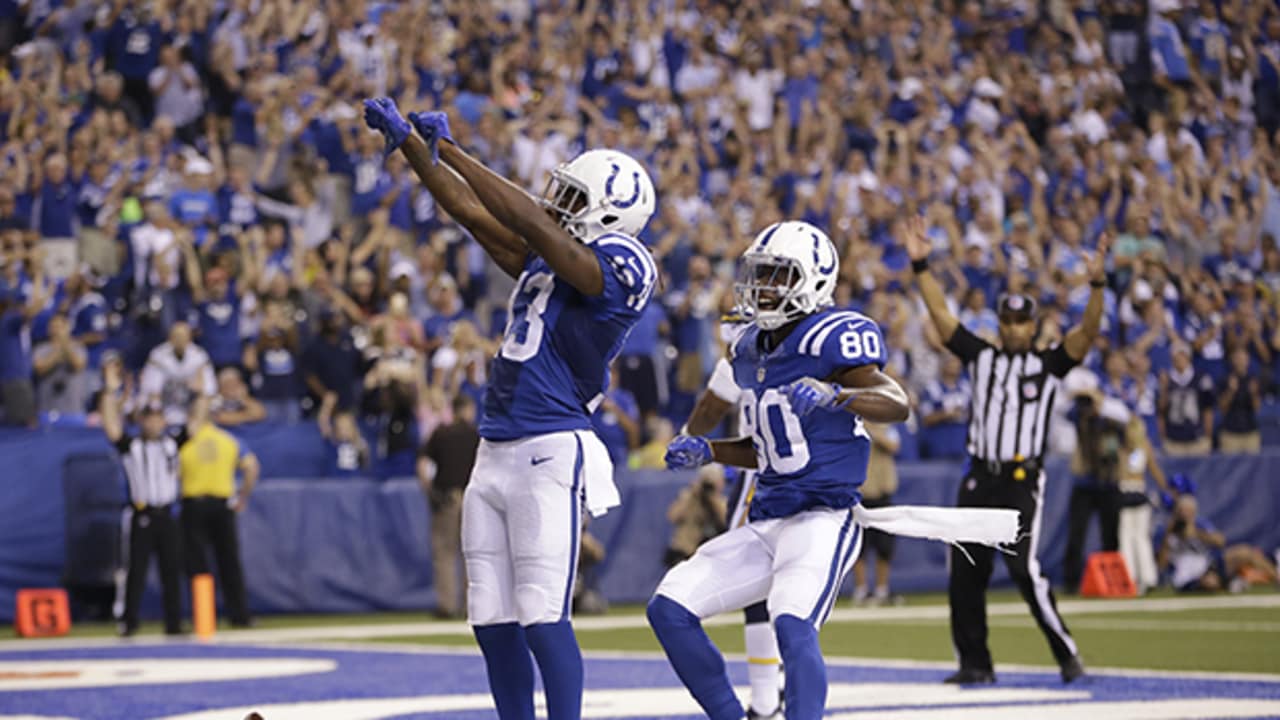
[
  {"xmin": 182, "ymin": 497, "xmax": 251, "ymax": 625},
  {"xmin": 123, "ymin": 505, "xmax": 183, "ymax": 634},
  {"xmin": 949, "ymin": 467, "xmax": 1078, "ymax": 672}
]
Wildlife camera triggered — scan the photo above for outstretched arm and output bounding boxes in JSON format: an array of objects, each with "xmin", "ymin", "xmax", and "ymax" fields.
[
  {"xmin": 830, "ymin": 365, "xmax": 911, "ymax": 423},
  {"xmin": 904, "ymin": 216, "xmax": 959, "ymax": 343},
  {"xmin": 399, "ymin": 133, "xmax": 528, "ymax": 278},
  {"xmin": 440, "ymin": 141, "xmax": 605, "ymax": 296},
  {"xmin": 1062, "ymin": 234, "xmax": 1110, "ymax": 361}
]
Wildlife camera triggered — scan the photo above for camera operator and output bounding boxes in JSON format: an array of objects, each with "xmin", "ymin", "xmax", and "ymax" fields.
[
  {"xmin": 663, "ymin": 465, "xmax": 728, "ymax": 567},
  {"xmin": 1063, "ymin": 388, "xmax": 1130, "ymax": 592}
]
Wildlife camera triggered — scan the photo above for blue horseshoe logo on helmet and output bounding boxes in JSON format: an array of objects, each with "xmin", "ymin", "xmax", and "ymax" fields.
[
  {"xmin": 813, "ymin": 234, "xmax": 835, "ymax": 275},
  {"xmin": 605, "ymin": 163, "xmax": 642, "ymax": 209}
]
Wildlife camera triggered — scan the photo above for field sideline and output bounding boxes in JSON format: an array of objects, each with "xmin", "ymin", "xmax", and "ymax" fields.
[{"xmin": 12, "ymin": 589, "xmax": 1279, "ymax": 675}]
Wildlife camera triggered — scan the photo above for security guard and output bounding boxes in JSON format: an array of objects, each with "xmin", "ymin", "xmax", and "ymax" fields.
[
  {"xmin": 101, "ymin": 363, "xmax": 184, "ymax": 636},
  {"xmin": 905, "ymin": 218, "xmax": 1109, "ymax": 685},
  {"xmin": 179, "ymin": 397, "xmax": 259, "ymax": 627}
]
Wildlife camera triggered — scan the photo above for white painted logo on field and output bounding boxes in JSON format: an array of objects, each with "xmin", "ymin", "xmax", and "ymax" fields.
[
  {"xmin": 0, "ymin": 659, "xmax": 335, "ymax": 691},
  {"xmin": 161, "ymin": 683, "xmax": 1280, "ymax": 720}
]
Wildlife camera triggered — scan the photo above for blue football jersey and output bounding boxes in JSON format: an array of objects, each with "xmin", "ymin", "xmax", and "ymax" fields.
[
  {"xmin": 730, "ymin": 309, "xmax": 886, "ymax": 520},
  {"xmin": 479, "ymin": 233, "xmax": 657, "ymax": 441}
]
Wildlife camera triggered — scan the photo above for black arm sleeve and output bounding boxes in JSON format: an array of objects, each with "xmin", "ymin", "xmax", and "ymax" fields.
[
  {"xmin": 944, "ymin": 324, "xmax": 991, "ymax": 364},
  {"xmin": 1043, "ymin": 343, "xmax": 1079, "ymax": 378}
]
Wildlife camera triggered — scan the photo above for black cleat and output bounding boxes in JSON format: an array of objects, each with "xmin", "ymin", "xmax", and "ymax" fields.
[
  {"xmin": 943, "ymin": 668, "xmax": 996, "ymax": 685},
  {"xmin": 1060, "ymin": 655, "xmax": 1086, "ymax": 683},
  {"xmin": 746, "ymin": 708, "xmax": 782, "ymax": 720}
]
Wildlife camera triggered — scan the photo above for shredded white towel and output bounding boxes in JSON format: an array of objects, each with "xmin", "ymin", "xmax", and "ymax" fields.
[
  {"xmin": 853, "ymin": 504, "xmax": 1020, "ymax": 548},
  {"xmin": 575, "ymin": 430, "xmax": 621, "ymax": 517}
]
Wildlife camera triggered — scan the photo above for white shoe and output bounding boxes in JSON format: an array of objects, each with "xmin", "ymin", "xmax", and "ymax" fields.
[{"xmin": 853, "ymin": 585, "xmax": 870, "ymax": 606}]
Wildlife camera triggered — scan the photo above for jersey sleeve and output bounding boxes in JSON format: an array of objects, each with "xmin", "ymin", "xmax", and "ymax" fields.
[
  {"xmin": 590, "ymin": 234, "xmax": 658, "ymax": 317},
  {"xmin": 945, "ymin": 324, "xmax": 991, "ymax": 364},
  {"xmin": 707, "ymin": 356, "xmax": 741, "ymax": 404},
  {"xmin": 812, "ymin": 312, "xmax": 887, "ymax": 374},
  {"xmin": 1043, "ymin": 343, "xmax": 1079, "ymax": 378}
]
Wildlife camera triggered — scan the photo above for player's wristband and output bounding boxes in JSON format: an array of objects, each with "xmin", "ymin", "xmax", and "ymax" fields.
[
  {"xmin": 911, "ymin": 258, "xmax": 929, "ymax": 274},
  {"xmin": 1090, "ymin": 278, "xmax": 1106, "ymax": 288}
]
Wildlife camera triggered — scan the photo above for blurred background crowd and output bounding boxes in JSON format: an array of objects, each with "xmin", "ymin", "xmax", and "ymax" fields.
[{"xmin": 2, "ymin": 0, "xmax": 1280, "ymax": 474}]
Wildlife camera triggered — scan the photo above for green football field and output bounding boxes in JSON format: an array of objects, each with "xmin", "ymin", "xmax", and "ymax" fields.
[{"xmin": 40, "ymin": 588, "xmax": 1280, "ymax": 676}]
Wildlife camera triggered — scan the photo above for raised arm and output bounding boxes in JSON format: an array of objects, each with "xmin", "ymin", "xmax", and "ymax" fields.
[
  {"xmin": 399, "ymin": 132, "xmax": 528, "ymax": 278},
  {"xmin": 904, "ymin": 215, "xmax": 959, "ymax": 342},
  {"xmin": 1062, "ymin": 234, "xmax": 1110, "ymax": 361},
  {"xmin": 439, "ymin": 140, "xmax": 604, "ymax": 295},
  {"xmin": 100, "ymin": 362, "xmax": 124, "ymax": 443}
]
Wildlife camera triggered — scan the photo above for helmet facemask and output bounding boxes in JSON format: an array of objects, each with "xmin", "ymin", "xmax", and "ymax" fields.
[
  {"xmin": 540, "ymin": 169, "xmax": 591, "ymax": 241},
  {"xmin": 735, "ymin": 253, "xmax": 808, "ymax": 331}
]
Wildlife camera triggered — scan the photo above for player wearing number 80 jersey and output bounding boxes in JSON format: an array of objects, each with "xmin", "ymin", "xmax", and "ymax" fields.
[
  {"xmin": 732, "ymin": 308, "xmax": 885, "ymax": 520},
  {"xmin": 648, "ymin": 221, "xmax": 912, "ymax": 720}
]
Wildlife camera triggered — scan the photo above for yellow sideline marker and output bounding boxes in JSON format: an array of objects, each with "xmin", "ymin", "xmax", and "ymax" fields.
[{"xmin": 192, "ymin": 574, "xmax": 216, "ymax": 641}]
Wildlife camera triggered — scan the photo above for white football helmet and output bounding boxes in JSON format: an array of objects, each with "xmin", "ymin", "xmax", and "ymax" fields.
[
  {"xmin": 541, "ymin": 149, "xmax": 656, "ymax": 242},
  {"xmin": 734, "ymin": 221, "xmax": 839, "ymax": 330}
]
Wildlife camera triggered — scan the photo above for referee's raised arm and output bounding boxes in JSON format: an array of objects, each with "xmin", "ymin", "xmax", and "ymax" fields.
[
  {"xmin": 902, "ymin": 216, "xmax": 959, "ymax": 343},
  {"xmin": 1061, "ymin": 234, "xmax": 1112, "ymax": 361}
]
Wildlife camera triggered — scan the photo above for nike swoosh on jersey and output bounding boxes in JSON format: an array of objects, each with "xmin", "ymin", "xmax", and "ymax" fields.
[{"xmin": 531, "ymin": 456, "xmax": 554, "ymax": 466}]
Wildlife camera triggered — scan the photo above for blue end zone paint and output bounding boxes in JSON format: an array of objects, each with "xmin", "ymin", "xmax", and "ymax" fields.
[{"xmin": 1, "ymin": 643, "xmax": 1278, "ymax": 719}]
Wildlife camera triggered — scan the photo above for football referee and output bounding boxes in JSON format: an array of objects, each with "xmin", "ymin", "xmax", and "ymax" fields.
[
  {"xmin": 905, "ymin": 217, "xmax": 1109, "ymax": 685},
  {"xmin": 101, "ymin": 362, "xmax": 184, "ymax": 636}
]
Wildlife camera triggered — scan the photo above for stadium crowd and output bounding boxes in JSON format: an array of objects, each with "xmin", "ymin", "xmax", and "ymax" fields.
[{"xmin": 1, "ymin": 0, "xmax": 1280, "ymax": 476}]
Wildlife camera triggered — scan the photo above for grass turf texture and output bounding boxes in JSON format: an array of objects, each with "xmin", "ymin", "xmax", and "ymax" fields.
[{"xmin": 29, "ymin": 589, "xmax": 1280, "ymax": 675}]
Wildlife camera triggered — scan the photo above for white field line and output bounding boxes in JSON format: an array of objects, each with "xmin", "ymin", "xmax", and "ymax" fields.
[
  {"xmin": 2, "ymin": 593, "xmax": 1277, "ymax": 651},
  {"xmin": 988, "ymin": 617, "xmax": 1280, "ymax": 632},
  {"xmin": 224, "ymin": 638, "xmax": 1280, "ymax": 684}
]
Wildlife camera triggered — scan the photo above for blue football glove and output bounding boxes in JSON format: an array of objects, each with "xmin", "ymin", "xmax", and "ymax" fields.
[
  {"xmin": 665, "ymin": 435, "xmax": 713, "ymax": 470},
  {"xmin": 785, "ymin": 377, "xmax": 846, "ymax": 417},
  {"xmin": 408, "ymin": 111, "xmax": 453, "ymax": 165},
  {"xmin": 362, "ymin": 97, "xmax": 411, "ymax": 157}
]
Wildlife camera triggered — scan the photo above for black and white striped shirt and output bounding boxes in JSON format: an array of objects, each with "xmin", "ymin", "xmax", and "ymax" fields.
[
  {"xmin": 945, "ymin": 326, "xmax": 1078, "ymax": 462},
  {"xmin": 114, "ymin": 430, "xmax": 188, "ymax": 508}
]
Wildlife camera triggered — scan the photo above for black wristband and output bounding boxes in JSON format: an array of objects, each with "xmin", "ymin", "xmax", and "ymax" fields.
[
  {"xmin": 1090, "ymin": 278, "xmax": 1106, "ymax": 288},
  {"xmin": 911, "ymin": 258, "xmax": 930, "ymax": 274}
]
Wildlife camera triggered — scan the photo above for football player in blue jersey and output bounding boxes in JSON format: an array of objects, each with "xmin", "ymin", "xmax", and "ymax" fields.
[
  {"xmin": 649, "ymin": 220, "xmax": 911, "ymax": 720},
  {"xmin": 680, "ymin": 311, "xmax": 785, "ymax": 720},
  {"xmin": 363, "ymin": 98, "xmax": 658, "ymax": 720}
]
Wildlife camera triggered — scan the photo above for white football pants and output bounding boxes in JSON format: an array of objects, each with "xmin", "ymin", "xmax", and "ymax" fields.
[
  {"xmin": 655, "ymin": 506, "xmax": 863, "ymax": 626},
  {"xmin": 463, "ymin": 430, "xmax": 603, "ymax": 627}
]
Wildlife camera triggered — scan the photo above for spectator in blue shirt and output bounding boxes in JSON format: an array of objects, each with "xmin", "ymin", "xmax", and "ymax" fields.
[
  {"xmin": 35, "ymin": 153, "xmax": 79, "ymax": 279},
  {"xmin": 168, "ymin": 158, "xmax": 219, "ymax": 247},
  {"xmin": 0, "ymin": 276, "xmax": 48, "ymax": 427},
  {"xmin": 185, "ymin": 257, "xmax": 249, "ymax": 372},
  {"xmin": 919, "ymin": 355, "xmax": 972, "ymax": 460},
  {"xmin": 245, "ymin": 327, "xmax": 301, "ymax": 423},
  {"xmin": 302, "ymin": 311, "xmax": 363, "ymax": 412},
  {"xmin": 62, "ymin": 268, "xmax": 109, "ymax": 370},
  {"xmin": 105, "ymin": 3, "xmax": 164, "ymax": 119}
]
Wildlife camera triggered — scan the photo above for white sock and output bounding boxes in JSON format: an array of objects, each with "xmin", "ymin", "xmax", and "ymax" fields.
[{"xmin": 744, "ymin": 621, "xmax": 781, "ymax": 714}]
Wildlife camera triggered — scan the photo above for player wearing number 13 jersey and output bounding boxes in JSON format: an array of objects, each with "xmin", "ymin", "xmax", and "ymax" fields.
[
  {"xmin": 361, "ymin": 97, "xmax": 656, "ymax": 720},
  {"xmin": 647, "ymin": 220, "xmax": 911, "ymax": 720}
]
